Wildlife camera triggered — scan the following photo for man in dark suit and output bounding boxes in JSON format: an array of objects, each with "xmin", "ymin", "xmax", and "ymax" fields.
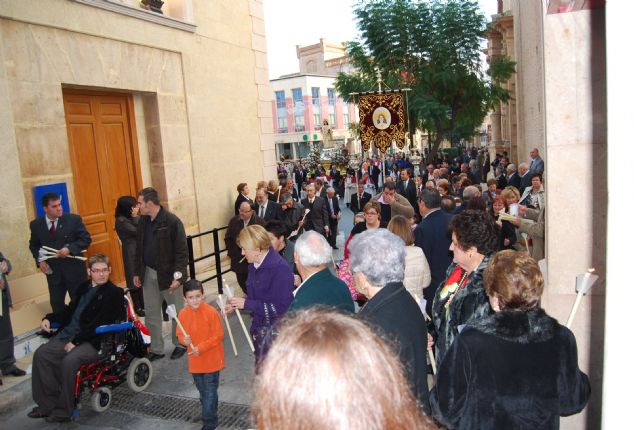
[
  {"xmin": 325, "ymin": 187, "xmax": 341, "ymax": 250},
  {"xmin": 224, "ymin": 202, "xmax": 265, "ymax": 294},
  {"xmin": 368, "ymin": 161, "xmax": 381, "ymax": 192},
  {"xmin": 350, "ymin": 183, "xmax": 371, "ymax": 214},
  {"xmin": 414, "ymin": 189, "xmax": 453, "ymax": 314},
  {"xmin": 351, "ymin": 229, "xmax": 430, "ymax": 414},
  {"xmin": 518, "ymin": 163, "xmax": 533, "ymax": 195},
  {"xmin": 29, "ymin": 192, "xmax": 91, "ymax": 314},
  {"xmin": 397, "ymin": 168, "xmax": 418, "ymax": 215},
  {"xmin": 254, "ymin": 188, "xmax": 283, "ymax": 222},
  {"xmin": 293, "ymin": 161, "xmax": 307, "ymax": 196},
  {"xmin": 315, "ymin": 178, "xmax": 329, "ymax": 199},
  {"xmin": 507, "ymin": 163, "xmax": 521, "ymax": 189},
  {"xmin": 495, "ymin": 166, "xmax": 508, "ymax": 190},
  {"xmin": 288, "ymin": 231, "xmax": 353, "ymax": 313},
  {"xmin": 329, "ymin": 164, "xmax": 341, "ymax": 191},
  {"xmin": 301, "ymin": 183, "xmax": 329, "ymax": 237}
]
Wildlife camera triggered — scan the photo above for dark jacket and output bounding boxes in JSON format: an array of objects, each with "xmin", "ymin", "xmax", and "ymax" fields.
[
  {"xmin": 224, "ymin": 213, "xmax": 265, "ymax": 274},
  {"xmin": 45, "ymin": 280, "xmax": 125, "ymax": 350},
  {"xmin": 397, "ymin": 178, "xmax": 418, "ymax": 214},
  {"xmin": 431, "ymin": 256, "xmax": 493, "ymax": 370},
  {"xmin": 430, "ymin": 308, "xmax": 590, "ymax": 430},
  {"xmin": 0, "ymin": 252, "xmax": 13, "ymax": 308},
  {"xmin": 115, "ymin": 216, "xmax": 139, "ymax": 290},
  {"xmin": 301, "ymin": 196, "xmax": 329, "ymax": 234},
  {"xmin": 359, "ymin": 282, "xmax": 430, "ymax": 414},
  {"xmin": 519, "ymin": 171, "xmax": 533, "ymax": 195},
  {"xmin": 134, "ymin": 207, "xmax": 188, "ymax": 291},
  {"xmin": 253, "ymin": 200, "xmax": 283, "ymax": 222},
  {"xmin": 234, "ymin": 194, "xmax": 253, "ymax": 215},
  {"xmin": 414, "ymin": 209, "xmax": 453, "ymax": 295},
  {"xmin": 289, "ymin": 268, "xmax": 354, "ymax": 314},
  {"xmin": 508, "ymin": 172, "xmax": 521, "ymax": 189},
  {"xmin": 29, "ymin": 213, "xmax": 92, "ymax": 268},
  {"xmin": 496, "ymin": 174, "xmax": 508, "ymax": 190},
  {"xmin": 350, "ymin": 191, "xmax": 372, "ymax": 213},
  {"xmin": 244, "ymin": 248, "xmax": 294, "ymax": 333}
]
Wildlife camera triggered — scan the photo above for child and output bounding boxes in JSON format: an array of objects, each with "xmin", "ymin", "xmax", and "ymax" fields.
[{"xmin": 177, "ymin": 280, "xmax": 224, "ymax": 430}]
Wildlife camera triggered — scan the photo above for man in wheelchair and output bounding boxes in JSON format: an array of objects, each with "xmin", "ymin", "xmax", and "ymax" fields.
[{"xmin": 28, "ymin": 254, "xmax": 125, "ymax": 423}]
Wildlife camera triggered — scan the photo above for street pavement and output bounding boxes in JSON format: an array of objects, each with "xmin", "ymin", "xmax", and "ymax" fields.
[{"xmin": 1, "ymin": 198, "xmax": 357, "ymax": 429}]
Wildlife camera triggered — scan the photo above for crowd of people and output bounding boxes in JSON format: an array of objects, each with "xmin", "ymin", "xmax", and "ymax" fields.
[{"xmin": 0, "ymin": 144, "xmax": 590, "ymax": 429}]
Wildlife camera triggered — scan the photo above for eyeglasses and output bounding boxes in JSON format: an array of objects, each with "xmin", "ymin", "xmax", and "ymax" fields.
[{"xmin": 90, "ymin": 268, "xmax": 110, "ymax": 274}]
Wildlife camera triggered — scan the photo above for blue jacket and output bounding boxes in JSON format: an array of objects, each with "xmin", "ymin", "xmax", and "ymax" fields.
[{"xmin": 414, "ymin": 209, "xmax": 453, "ymax": 293}]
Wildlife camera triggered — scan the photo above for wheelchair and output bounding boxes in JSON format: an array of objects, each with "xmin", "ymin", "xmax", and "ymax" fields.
[{"xmin": 73, "ymin": 321, "xmax": 153, "ymax": 413}]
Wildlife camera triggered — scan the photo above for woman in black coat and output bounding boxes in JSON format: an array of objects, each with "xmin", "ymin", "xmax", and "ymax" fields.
[
  {"xmin": 115, "ymin": 196, "xmax": 143, "ymax": 314},
  {"xmin": 430, "ymin": 250, "xmax": 590, "ymax": 429}
]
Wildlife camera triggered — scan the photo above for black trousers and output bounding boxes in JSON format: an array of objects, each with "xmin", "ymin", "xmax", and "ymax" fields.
[
  {"xmin": 0, "ymin": 290, "xmax": 16, "ymax": 372},
  {"xmin": 32, "ymin": 335, "xmax": 99, "ymax": 418},
  {"xmin": 45, "ymin": 261, "xmax": 87, "ymax": 314},
  {"xmin": 328, "ymin": 220, "xmax": 338, "ymax": 247}
]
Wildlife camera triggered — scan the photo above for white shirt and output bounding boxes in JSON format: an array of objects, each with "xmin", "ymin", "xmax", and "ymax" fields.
[{"xmin": 47, "ymin": 217, "xmax": 59, "ymax": 230}]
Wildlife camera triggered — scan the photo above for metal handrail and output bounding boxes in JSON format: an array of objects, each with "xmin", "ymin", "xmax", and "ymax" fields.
[{"xmin": 186, "ymin": 225, "xmax": 231, "ymax": 294}]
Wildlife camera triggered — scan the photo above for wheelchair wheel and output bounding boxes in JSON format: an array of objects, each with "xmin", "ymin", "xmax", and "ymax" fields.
[
  {"xmin": 90, "ymin": 387, "xmax": 112, "ymax": 412},
  {"xmin": 126, "ymin": 357, "xmax": 153, "ymax": 392}
]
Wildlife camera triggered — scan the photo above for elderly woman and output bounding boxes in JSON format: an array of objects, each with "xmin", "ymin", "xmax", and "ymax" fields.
[
  {"xmin": 350, "ymin": 229, "xmax": 430, "ymax": 413},
  {"xmin": 430, "ymin": 210, "xmax": 499, "ymax": 370},
  {"xmin": 482, "ymin": 178, "xmax": 498, "ymax": 206},
  {"xmin": 387, "ymin": 215, "xmax": 431, "ymax": 300},
  {"xmin": 519, "ymin": 173, "xmax": 545, "ymax": 210},
  {"xmin": 490, "ymin": 194, "xmax": 518, "ymax": 250},
  {"xmin": 234, "ymin": 182, "xmax": 253, "ymax": 215},
  {"xmin": 227, "ymin": 225, "xmax": 294, "ymax": 367},
  {"xmin": 430, "ymin": 251, "xmax": 590, "ymax": 429},
  {"xmin": 254, "ymin": 309, "xmax": 436, "ymax": 430}
]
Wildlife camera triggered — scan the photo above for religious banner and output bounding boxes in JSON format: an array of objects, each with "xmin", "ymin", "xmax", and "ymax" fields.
[{"xmin": 358, "ymin": 92, "xmax": 406, "ymax": 154}]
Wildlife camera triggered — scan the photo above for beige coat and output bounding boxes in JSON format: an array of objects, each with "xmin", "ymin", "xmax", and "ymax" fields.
[
  {"xmin": 371, "ymin": 192, "xmax": 415, "ymax": 219},
  {"xmin": 403, "ymin": 245, "xmax": 431, "ymax": 299},
  {"xmin": 519, "ymin": 208, "xmax": 545, "ymax": 261}
]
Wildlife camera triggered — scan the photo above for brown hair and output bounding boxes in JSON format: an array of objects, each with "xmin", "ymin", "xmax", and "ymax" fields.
[
  {"xmin": 253, "ymin": 309, "xmax": 435, "ymax": 430},
  {"xmin": 237, "ymin": 182, "xmax": 247, "ymax": 193},
  {"xmin": 237, "ymin": 224, "xmax": 272, "ymax": 252},
  {"xmin": 387, "ymin": 215, "xmax": 414, "ymax": 245},
  {"xmin": 483, "ymin": 250, "xmax": 544, "ymax": 311},
  {"xmin": 256, "ymin": 180, "xmax": 267, "ymax": 191},
  {"xmin": 267, "ymin": 179, "xmax": 279, "ymax": 193},
  {"xmin": 88, "ymin": 253, "xmax": 110, "ymax": 269},
  {"xmin": 363, "ymin": 201, "xmax": 381, "ymax": 215}
]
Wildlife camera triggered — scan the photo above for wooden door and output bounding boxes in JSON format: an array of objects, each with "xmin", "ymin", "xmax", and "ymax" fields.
[{"xmin": 63, "ymin": 91, "xmax": 142, "ymax": 284}]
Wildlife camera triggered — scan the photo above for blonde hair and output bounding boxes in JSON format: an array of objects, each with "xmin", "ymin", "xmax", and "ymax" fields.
[
  {"xmin": 501, "ymin": 185, "xmax": 521, "ymax": 202},
  {"xmin": 387, "ymin": 215, "xmax": 415, "ymax": 246},
  {"xmin": 256, "ymin": 180, "xmax": 267, "ymax": 191},
  {"xmin": 484, "ymin": 250, "xmax": 544, "ymax": 311},
  {"xmin": 267, "ymin": 179, "xmax": 279, "ymax": 193},
  {"xmin": 254, "ymin": 309, "xmax": 435, "ymax": 430},
  {"xmin": 237, "ymin": 224, "xmax": 272, "ymax": 252}
]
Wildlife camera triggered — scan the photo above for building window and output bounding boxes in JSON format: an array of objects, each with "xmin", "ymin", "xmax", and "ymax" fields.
[
  {"xmin": 275, "ymin": 90, "xmax": 287, "ymax": 133},
  {"xmin": 327, "ymin": 88, "xmax": 336, "ymax": 128},
  {"xmin": 311, "ymin": 87, "xmax": 321, "ymax": 130},
  {"xmin": 292, "ymin": 88, "xmax": 305, "ymax": 132},
  {"xmin": 343, "ymin": 112, "xmax": 350, "ymax": 129}
]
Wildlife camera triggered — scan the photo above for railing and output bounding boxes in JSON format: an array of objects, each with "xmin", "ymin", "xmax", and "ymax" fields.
[{"xmin": 186, "ymin": 226, "xmax": 230, "ymax": 294}]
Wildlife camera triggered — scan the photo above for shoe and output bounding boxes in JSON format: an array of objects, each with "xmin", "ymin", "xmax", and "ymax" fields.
[
  {"xmin": 3, "ymin": 366, "xmax": 26, "ymax": 377},
  {"xmin": 28, "ymin": 408, "xmax": 49, "ymax": 419},
  {"xmin": 170, "ymin": 346, "xmax": 187, "ymax": 360},
  {"xmin": 147, "ymin": 352, "xmax": 165, "ymax": 361},
  {"xmin": 45, "ymin": 415, "xmax": 71, "ymax": 423},
  {"xmin": 332, "ymin": 246, "xmax": 339, "ymax": 250}
]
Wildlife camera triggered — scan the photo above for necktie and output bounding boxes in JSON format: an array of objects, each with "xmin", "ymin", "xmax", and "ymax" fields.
[
  {"xmin": 49, "ymin": 220, "xmax": 56, "ymax": 236},
  {"xmin": 329, "ymin": 199, "xmax": 334, "ymax": 215},
  {"xmin": 259, "ymin": 205, "xmax": 265, "ymax": 218}
]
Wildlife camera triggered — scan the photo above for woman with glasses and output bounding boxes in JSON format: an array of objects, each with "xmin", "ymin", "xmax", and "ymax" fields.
[{"xmin": 430, "ymin": 210, "xmax": 499, "ymax": 370}]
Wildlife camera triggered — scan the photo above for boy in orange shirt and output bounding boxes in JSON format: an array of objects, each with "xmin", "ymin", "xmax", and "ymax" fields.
[{"xmin": 177, "ymin": 280, "xmax": 224, "ymax": 430}]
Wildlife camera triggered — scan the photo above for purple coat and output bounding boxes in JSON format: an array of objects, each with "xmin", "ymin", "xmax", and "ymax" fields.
[{"xmin": 244, "ymin": 248, "xmax": 294, "ymax": 333}]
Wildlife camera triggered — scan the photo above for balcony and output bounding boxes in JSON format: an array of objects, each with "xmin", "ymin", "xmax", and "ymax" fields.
[{"xmin": 71, "ymin": 0, "xmax": 196, "ymax": 32}]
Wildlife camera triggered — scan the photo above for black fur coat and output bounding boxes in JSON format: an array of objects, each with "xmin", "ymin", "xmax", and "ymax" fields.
[{"xmin": 429, "ymin": 308, "xmax": 590, "ymax": 429}]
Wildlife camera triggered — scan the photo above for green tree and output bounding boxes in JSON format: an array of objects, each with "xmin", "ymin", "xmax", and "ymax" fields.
[{"xmin": 335, "ymin": 0, "xmax": 515, "ymax": 161}]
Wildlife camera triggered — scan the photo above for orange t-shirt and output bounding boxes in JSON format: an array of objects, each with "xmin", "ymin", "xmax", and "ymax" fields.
[{"xmin": 177, "ymin": 302, "xmax": 225, "ymax": 374}]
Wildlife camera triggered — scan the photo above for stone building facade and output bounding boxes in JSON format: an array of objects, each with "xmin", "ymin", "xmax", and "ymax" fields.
[
  {"xmin": 487, "ymin": 1, "xmax": 606, "ymax": 428},
  {"xmin": 0, "ymin": 0, "xmax": 274, "ymax": 335}
]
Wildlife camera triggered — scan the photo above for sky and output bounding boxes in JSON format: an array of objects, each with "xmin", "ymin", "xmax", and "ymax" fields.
[{"xmin": 264, "ymin": 0, "xmax": 498, "ymax": 79}]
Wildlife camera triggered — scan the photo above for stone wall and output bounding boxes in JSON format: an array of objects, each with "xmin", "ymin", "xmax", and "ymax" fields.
[{"xmin": 0, "ymin": 0, "xmax": 273, "ymax": 333}]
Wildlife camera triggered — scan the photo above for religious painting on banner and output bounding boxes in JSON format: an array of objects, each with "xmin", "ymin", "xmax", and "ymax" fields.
[{"xmin": 358, "ymin": 92, "xmax": 406, "ymax": 154}]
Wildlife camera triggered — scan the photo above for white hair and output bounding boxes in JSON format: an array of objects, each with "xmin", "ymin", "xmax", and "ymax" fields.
[
  {"xmin": 349, "ymin": 229, "xmax": 405, "ymax": 287},
  {"xmin": 294, "ymin": 231, "xmax": 332, "ymax": 266},
  {"xmin": 462, "ymin": 185, "xmax": 481, "ymax": 201}
]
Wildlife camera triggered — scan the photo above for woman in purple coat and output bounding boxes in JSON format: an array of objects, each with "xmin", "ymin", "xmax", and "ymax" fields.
[{"xmin": 227, "ymin": 225, "xmax": 294, "ymax": 367}]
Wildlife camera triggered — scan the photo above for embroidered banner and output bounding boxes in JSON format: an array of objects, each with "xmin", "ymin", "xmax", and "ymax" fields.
[{"xmin": 358, "ymin": 92, "xmax": 406, "ymax": 154}]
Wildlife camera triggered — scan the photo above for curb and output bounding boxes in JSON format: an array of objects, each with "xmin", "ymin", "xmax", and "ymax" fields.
[{"xmin": 0, "ymin": 377, "xmax": 31, "ymax": 417}]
